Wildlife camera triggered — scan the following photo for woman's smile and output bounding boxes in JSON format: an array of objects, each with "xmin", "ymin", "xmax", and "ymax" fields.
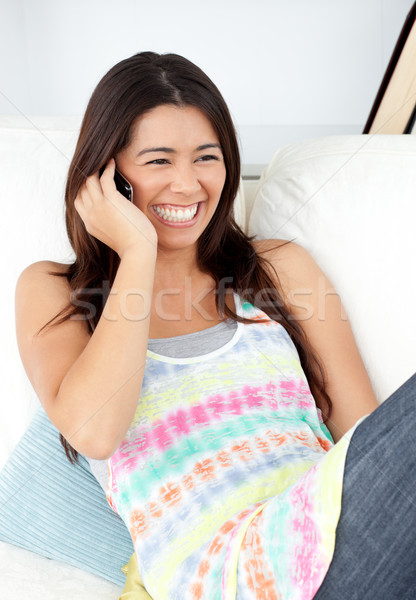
[{"xmin": 151, "ymin": 201, "xmax": 202, "ymax": 226}]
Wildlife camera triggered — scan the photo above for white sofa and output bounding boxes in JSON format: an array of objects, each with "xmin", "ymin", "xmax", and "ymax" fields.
[{"xmin": 0, "ymin": 116, "xmax": 415, "ymax": 599}]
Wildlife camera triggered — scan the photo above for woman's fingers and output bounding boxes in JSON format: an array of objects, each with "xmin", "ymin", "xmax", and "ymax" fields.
[
  {"xmin": 84, "ymin": 170, "xmax": 104, "ymax": 201},
  {"xmin": 99, "ymin": 158, "xmax": 119, "ymax": 200},
  {"xmin": 73, "ymin": 159, "xmax": 157, "ymax": 256},
  {"xmin": 100, "ymin": 157, "xmax": 116, "ymax": 184}
]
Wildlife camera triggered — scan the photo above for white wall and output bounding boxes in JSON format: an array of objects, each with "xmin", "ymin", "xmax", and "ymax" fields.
[{"xmin": 0, "ymin": 0, "xmax": 413, "ymax": 164}]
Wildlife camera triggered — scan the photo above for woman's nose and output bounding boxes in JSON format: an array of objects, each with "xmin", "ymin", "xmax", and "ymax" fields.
[{"xmin": 170, "ymin": 166, "xmax": 201, "ymax": 196}]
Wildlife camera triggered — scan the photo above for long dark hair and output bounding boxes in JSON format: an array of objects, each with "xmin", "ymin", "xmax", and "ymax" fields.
[{"xmin": 38, "ymin": 51, "xmax": 332, "ymax": 462}]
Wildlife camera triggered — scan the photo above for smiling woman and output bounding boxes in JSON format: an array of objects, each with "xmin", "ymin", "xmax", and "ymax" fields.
[
  {"xmin": 14, "ymin": 51, "xmax": 416, "ymax": 600},
  {"xmin": 115, "ymin": 105, "xmax": 226, "ymax": 248}
]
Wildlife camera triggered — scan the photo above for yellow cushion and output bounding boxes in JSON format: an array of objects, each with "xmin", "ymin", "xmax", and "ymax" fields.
[{"xmin": 119, "ymin": 553, "xmax": 153, "ymax": 600}]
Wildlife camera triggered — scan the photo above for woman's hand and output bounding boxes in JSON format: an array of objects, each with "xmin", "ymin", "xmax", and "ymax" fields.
[{"xmin": 74, "ymin": 159, "xmax": 158, "ymax": 258}]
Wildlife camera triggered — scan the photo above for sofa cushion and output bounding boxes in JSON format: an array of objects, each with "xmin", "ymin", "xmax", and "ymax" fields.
[
  {"xmin": 0, "ymin": 406, "xmax": 134, "ymax": 586},
  {"xmin": 248, "ymin": 134, "xmax": 416, "ymax": 402}
]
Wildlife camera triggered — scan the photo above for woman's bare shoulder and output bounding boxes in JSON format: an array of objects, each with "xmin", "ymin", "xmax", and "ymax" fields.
[
  {"xmin": 252, "ymin": 239, "xmax": 318, "ymax": 285},
  {"xmin": 252, "ymin": 238, "xmax": 308, "ymax": 259},
  {"xmin": 15, "ymin": 260, "xmax": 76, "ymax": 335},
  {"xmin": 17, "ymin": 260, "xmax": 72, "ymax": 293},
  {"xmin": 18, "ymin": 259, "xmax": 71, "ymax": 277}
]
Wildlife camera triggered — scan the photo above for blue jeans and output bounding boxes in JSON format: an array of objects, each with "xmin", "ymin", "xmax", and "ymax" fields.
[{"xmin": 314, "ymin": 372, "xmax": 416, "ymax": 599}]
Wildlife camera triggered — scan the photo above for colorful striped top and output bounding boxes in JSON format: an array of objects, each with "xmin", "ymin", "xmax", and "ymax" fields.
[{"xmin": 107, "ymin": 293, "xmax": 357, "ymax": 600}]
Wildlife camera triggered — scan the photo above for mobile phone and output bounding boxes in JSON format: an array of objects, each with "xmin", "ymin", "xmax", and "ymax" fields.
[{"xmin": 114, "ymin": 169, "xmax": 133, "ymax": 202}]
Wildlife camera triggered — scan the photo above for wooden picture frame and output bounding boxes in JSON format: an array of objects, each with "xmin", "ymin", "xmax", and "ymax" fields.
[{"xmin": 363, "ymin": 2, "xmax": 416, "ymax": 134}]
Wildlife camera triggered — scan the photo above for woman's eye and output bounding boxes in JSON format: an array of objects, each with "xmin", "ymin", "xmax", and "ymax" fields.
[
  {"xmin": 147, "ymin": 158, "xmax": 170, "ymax": 165},
  {"xmin": 196, "ymin": 155, "xmax": 220, "ymax": 162}
]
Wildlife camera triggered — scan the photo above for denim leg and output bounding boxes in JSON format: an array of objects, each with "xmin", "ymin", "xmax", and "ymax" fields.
[{"xmin": 314, "ymin": 372, "xmax": 416, "ymax": 600}]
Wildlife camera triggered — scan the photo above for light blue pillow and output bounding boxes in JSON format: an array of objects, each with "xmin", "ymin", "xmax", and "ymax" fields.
[{"xmin": 0, "ymin": 406, "xmax": 134, "ymax": 586}]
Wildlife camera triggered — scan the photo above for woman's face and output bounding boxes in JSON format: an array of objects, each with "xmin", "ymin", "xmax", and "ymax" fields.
[{"xmin": 115, "ymin": 104, "xmax": 226, "ymax": 253}]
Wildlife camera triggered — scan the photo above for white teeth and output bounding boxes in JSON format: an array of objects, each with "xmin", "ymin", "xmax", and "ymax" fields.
[{"xmin": 153, "ymin": 204, "xmax": 198, "ymax": 222}]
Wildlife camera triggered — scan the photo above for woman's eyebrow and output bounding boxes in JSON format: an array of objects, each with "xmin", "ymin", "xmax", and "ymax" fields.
[
  {"xmin": 137, "ymin": 143, "xmax": 222, "ymax": 157},
  {"xmin": 196, "ymin": 143, "xmax": 222, "ymax": 151},
  {"xmin": 137, "ymin": 147, "xmax": 174, "ymax": 157}
]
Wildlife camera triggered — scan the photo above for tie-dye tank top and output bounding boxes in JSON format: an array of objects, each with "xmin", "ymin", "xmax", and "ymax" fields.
[{"xmin": 107, "ymin": 293, "xmax": 359, "ymax": 600}]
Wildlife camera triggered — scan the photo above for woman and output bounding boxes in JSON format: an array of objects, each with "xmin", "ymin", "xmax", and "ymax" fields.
[{"xmin": 15, "ymin": 52, "xmax": 416, "ymax": 599}]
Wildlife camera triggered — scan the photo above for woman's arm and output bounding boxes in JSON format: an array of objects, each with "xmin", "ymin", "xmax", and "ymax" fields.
[
  {"xmin": 255, "ymin": 239, "xmax": 379, "ymax": 443},
  {"xmin": 15, "ymin": 164, "xmax": 158, "ymax": 459},
  {"xmin": 16, "ymin": 245, "xmax": 156, "ymax": 459}
]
